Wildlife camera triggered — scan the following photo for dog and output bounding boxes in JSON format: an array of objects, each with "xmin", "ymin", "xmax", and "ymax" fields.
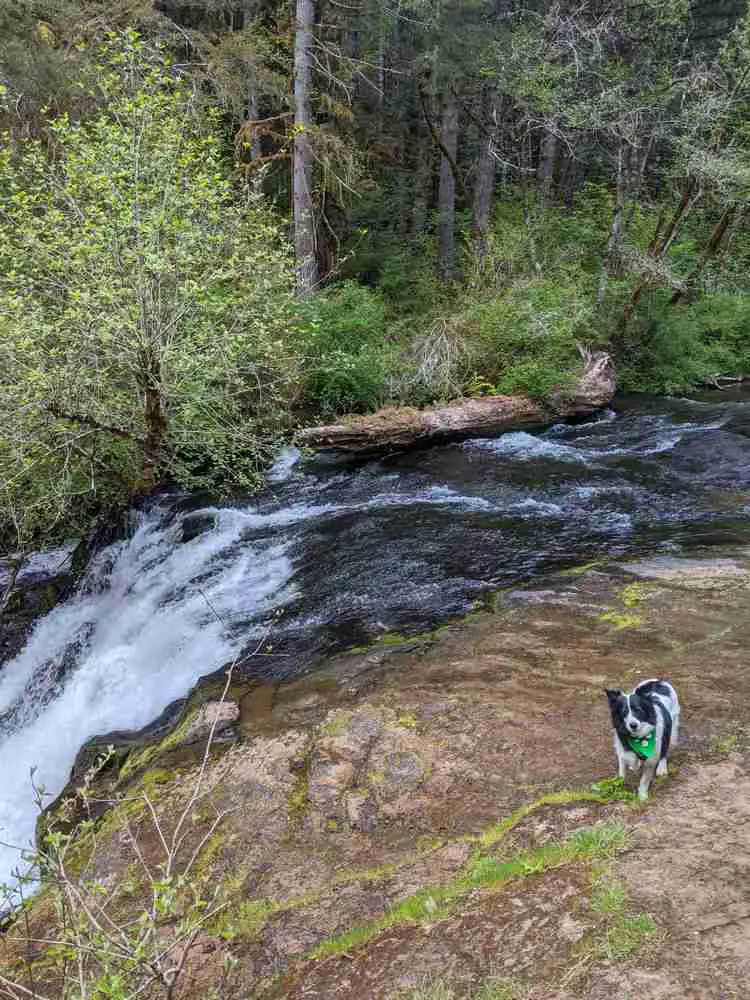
[{"xmin": 605, "ymin": 679, "xmax": 680, "ymax": 800}]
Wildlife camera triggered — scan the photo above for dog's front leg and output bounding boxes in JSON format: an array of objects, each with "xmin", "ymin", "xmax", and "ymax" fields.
[
  {"xmin": 614, "ymin": 732, "xmax": 627, "ymax": 779},
  {"xmin": 638, "ymin": 759, "xmax": 658, "ymax": 800}
]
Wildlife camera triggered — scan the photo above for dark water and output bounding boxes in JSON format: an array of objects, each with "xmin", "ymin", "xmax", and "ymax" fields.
[
  {"xmin": 3, "ymin": 392, "xmax": 750, "ymax": 883},
  {"xmin": 258, "ymin": 392, "xmax": 750, "ymax": 665}
]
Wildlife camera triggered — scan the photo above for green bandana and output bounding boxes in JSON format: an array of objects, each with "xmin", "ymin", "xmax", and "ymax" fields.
[{"xmin": 626, "ymin": 730, "xmax": 657, "ymax": 758}]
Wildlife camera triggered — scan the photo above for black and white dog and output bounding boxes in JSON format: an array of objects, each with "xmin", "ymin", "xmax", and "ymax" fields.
[{"xmin": 606, "ymin": 679, "xmax": 680, "ymax": 800}]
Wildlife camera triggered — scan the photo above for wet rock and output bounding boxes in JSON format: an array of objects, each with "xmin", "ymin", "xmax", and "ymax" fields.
[
  {"xmin": 1, "ymin": 510, "xmax": 130, "ymax": 666},
  {"xmin": 180, "ymin": 511, "xmax": 218, "ymax": 543},
  {"xmin": 621, "ymin": 556, "xmax": 745, "ymax": 582},
  {"xmin": 1, "ymin": 542, "xmax": 79, "ymax": 663},
  {"xmin": 181, "ymin": 700, "xmax": 240, "ymax": 745},
  {"xmin": 317, "ymin": 708, "xmax": 383, "ymax": 767},
  {"xmin": 168, "ymin": 933, "xmax": 229, "ymax": 999},
  {"xmin": 308, "ymin": 761, "xmax": 356, "ymax": 816},
  {"xmin": 382, "ymin": 751, "xmax": 425, "ymax": 790}
]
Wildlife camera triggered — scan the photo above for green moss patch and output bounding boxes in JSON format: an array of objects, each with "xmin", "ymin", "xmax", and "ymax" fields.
[{"xmin": 311, "ymin": 821, "xmax": 631, "ymax": 959}]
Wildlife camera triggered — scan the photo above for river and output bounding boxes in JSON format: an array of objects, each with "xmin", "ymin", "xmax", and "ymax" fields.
[{"xmin": 2, "ymin": 392, "xmax": 750, "ymax": 891}]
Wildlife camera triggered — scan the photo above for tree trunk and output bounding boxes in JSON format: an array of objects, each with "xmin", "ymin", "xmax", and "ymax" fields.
[
  {"xmin": 241, "ymin": 1, "xmax": 262, "ymax": 162},
  {"xmin": 438, "ymin": 90, "xmax": 459, "ymax": 281},
  {"xmin": 671, "ymin": 205, "xmax": 735, "ymax": 304},
  {"xmin": 297, "ymin": 352, "xmax": 616, "ymax": 454},
  {"xmin": 138, "ymin": 348, "xmax": 168, "ymax": 487},
  {"xmin": 536, "ymin": 130, "xmax": 558, "ymax": 205},
  {"xmin": 559, "ymin": 152, "xmax": 581, "ymax": 209},
  {"xmin": 293, "ymin": 0, "xmax": 317, "ymax": 297},
  {"xmin": 620, "ymin": 181, "xmax": 699, "ymax": 332},
  {"xmin": 411, "ymin": 88, "xmax": 433, "ymax": 236},
  {"xmin": 375, "ymin": 22, "xmax": 385, "ymax": 113},
  {"xmin": 597, "ymin": 142, "xmax": 626, "ymax": 305},
  {"xmin": 473, "ymin": 89, "xmax": 498, "ymax": 259}
]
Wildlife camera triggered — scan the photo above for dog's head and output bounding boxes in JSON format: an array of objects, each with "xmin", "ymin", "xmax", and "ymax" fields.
[{"xmin": 605, "ymin": 689, "xmax": 656, "ymax": 739}]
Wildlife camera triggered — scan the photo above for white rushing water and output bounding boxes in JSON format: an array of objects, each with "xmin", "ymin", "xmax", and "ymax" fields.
[{"xmin": 0, "ymin": 505, "xmax": 295, "ymax": 894}]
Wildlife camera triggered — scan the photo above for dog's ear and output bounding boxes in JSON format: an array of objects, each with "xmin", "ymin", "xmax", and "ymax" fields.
[{"xmin": 604, "ymin": 688, "xmax": 622, "ymax": 705}]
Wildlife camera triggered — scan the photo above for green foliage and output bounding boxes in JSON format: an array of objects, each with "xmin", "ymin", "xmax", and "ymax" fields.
[
  {"xmin": 482, "ymin": 190, "xmax": 609, "ymax": 282},
  {"xmin": 0, "ymin": 29, "xmax": 297, "ymax": 548},
  {"xmin": 461, "ymin": 279, "xmax": 590, "ymax": 397},
  {"xmin": 377, "ymin": 246, "xmax": 444, "ymax": 317},
  {"xmin": 3, "ymin": 0, "xmax": 750, "ymax": 552},
  {"xmin": 620, "ymin": 292, "xmax": 750, "ymax": 393},
  {"xmin": 296, "ymin": 282, "xmax": 399, "ymax": 415},
  {"xmin": 495, "ymin": 361, "xmax": 573, "ymax": 402}
]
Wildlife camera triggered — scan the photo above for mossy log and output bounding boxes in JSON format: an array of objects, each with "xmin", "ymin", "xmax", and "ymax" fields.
[{"xmin": 297, "ymin": 351, "xmax": 616, "ymax": 454}]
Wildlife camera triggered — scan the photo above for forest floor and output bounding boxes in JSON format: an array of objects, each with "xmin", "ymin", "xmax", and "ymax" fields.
[{"xmin": 6, "ymin": 550, "xmax": 750, "ymax": 999}]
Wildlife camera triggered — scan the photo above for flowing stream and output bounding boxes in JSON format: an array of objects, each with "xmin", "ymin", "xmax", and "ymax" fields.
[{"xmin": 4, "ymin": 392, "xmax": 750, "ymax": 890}]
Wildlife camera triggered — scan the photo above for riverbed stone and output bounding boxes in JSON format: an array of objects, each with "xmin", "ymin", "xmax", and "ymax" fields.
[{"xmin": 180, "ymin": 511, "xmax": 218, "ymax": 543}]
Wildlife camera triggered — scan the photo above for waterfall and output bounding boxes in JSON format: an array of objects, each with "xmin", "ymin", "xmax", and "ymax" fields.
[{"xmin": 0, "ymin": 504, "xmax": 295, "ymax": 892}]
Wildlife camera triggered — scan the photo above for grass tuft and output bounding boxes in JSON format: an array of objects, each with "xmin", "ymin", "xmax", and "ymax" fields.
[
  {"xmin": 476, "ymin": 781, "xmax": 633, "ymax": 849},
  {"xmin": 214, "ymin": 898, "xmax": 275, "ymax": 942},
  {"xmin": 590, "ymin": 872, "xmax": 656, "ymax": 960},
  {"xmin": 599, "ymin": 610, "xmax": 645, "ymax": 631}
]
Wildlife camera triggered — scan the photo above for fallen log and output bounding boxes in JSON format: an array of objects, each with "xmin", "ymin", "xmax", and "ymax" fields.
[
  {"xmin": 700, "ymin": 373, "xmax": 750, "ymax": 389},
  {"xmin": 296, "ymin": 350, "xmax": 616, "ymax": 454}
]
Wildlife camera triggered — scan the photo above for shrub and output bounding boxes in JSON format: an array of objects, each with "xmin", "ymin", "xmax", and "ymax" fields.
[
  {"xmin": 462, "ymin": 278, "xmax": 592, "ymax": 396},
  {"xmin": 619, "ymin": 291, "xmax": 750, "ymax": 393},
  {"xmin": 496, "ymin": 359, "xmax": 575, "ymax": 400},
  {"xmin": 378, "ymin": 249, "xmax": 443, "ymax": 315},
  {"xmin": 296, "ymin": 282, "xmax": 400, "ymax": 415}
]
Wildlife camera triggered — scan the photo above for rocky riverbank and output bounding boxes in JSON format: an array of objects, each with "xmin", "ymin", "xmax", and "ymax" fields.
[{"xmin": 6, "ymin": 549, "xmax": 750, "ymax": 999}]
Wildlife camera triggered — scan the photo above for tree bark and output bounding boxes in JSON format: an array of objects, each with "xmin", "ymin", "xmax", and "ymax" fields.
[
  {"xmin": 411, "ymin": 88, "xmax": 433, "ymax": 236},
  {"xmin": 671, "ymin": 205, "xmax": 735, "ymax": 304},
  {"xmin": 241, "ymin": 2, "xmax": 262, "ymax": 161},
  {"xmin": 597, "ymin": 142, "xmax": 626, "ymax": 305},
  {"xmin": 438, "ymin": 90, "xmax": 459, "ymax": 281},
  {"xmin": 138, "ymin": 348, "xmax": 168, "ymax": 486},
  {"xmin": 297, "ymin": 352, "xmax": 616, "ymax": 454},
  {"xmin": 293, "ymin": 0, "xmax": 317, "ymax": 297},
  {"xmin": 473, "ymin": 89, "xmax": 499, "ymax": 259},
  {"xmin": 536, "ymin": 129, "xmax": 558, "ymax": 205}
]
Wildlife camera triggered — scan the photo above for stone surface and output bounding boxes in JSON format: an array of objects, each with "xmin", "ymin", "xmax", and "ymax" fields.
[
  {"xmin": 180, "ymin": 511, "xmax": 218, "ymax": 543},
  {"xmin": 181, "ymin": 700, "xmax": 240, "ymax": 745},
  {"xmin": 621, "ymin": 555, "xmax": 744, "ymax": 581}
]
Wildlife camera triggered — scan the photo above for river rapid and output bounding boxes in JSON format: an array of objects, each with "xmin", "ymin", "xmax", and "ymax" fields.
[{"xmin": 3, "ymin": 392, "xmax": 750, "ymax": 891}]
